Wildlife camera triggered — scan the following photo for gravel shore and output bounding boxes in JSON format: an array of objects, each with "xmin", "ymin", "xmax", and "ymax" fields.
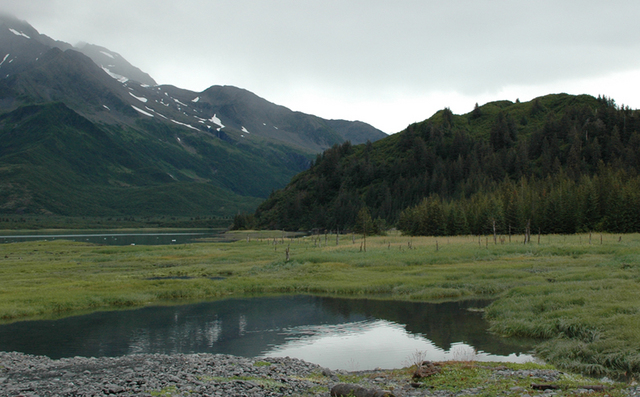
[{"xmin": 2, "ymin": 351, "xmax": 639, "ymax": 396}]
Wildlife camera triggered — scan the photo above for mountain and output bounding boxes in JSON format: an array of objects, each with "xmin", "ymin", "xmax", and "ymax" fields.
[
  {"xmin": 0, "ymin": 15, "xmax": 386, "ymax": 217},
  {"xmin": 254, "ymin": 94, "xmax": 640, "ymax": 235},
  {"xmin": 75, "ymin": 42, "xmax": 157, "ymax": 87}
]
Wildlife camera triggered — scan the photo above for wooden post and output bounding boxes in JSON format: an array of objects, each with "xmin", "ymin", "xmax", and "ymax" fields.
[
  {"xmin": 363, "ymin": 233, "xmax": 366, "ymax": 252},
  {"xmin": 508, "ymin": 225, "xmax": 511, "ymax": 243},
  {"xmin": 436, "ymin": 240, "xmax": 439, "ymax": 252},
  {"xmin": 285, "ymin": 246, "xmax": 290, "ymax": 262},
  {"xmin": 493, "ymin": 219, "xmax": 497, "ymax": 245},
  {"xmin": 336, "ymin": 227, "xmax": 340, "ymax": 246},
  {"xmin": 538, "ymin": 228, "xmax": 541, "ymax": 245},
  {"xmin": 363, "ymin": 218, "xmax": 367, "ymax": 253}
]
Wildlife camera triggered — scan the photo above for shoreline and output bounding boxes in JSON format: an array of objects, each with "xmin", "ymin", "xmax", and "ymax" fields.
[{"xmin": 1, "ymin": 351, "xmax": 637, "ymax": 397}]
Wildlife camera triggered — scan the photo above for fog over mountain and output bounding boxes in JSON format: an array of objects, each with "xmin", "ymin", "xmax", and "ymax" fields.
[{"xmin": 1, "ymin": 1, "xmax": 639, "ymax": 133}]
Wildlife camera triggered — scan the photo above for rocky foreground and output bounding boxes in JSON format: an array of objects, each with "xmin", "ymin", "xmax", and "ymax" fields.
[{"xmin": 1, "ymin": 351, "xmax": 639, "ymax": 397}]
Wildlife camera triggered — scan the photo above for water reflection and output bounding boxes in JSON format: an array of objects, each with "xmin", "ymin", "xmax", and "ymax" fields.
[
  {"xmin": 0, "ymin": 229, "xmax": 226, "ymax": 245},
  {"xmin": 264, "ymin": 320, "xmax": 531, "ymax": 370},
  {"xmin": 0, "ymin": 296, "xmax": 535, "ymax": 370}
]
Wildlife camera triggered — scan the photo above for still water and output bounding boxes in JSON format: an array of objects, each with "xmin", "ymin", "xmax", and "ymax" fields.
[
  {"xmin": 0, "ymin": 296, "xmax": 535, "ymax": 370},
  {"xmin": 0, "ymin": 229, "xmax": 226, "ymax": 245}
]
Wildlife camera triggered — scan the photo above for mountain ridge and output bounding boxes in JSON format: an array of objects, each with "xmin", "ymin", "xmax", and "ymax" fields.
[{"xmin": 0, "ymin": 15, "xmax": 386, "ymax": 217}]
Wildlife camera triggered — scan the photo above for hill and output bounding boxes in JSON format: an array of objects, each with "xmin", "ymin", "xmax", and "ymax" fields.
[
  {"xmin": 254, "ymin": 94, "xmax": 640, "ymax": 235},
  {"xmin": 0, "ymin": 15, "xmax": 386, "ymax": 217}
]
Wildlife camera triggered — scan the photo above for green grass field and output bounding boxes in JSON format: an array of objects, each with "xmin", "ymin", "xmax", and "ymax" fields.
[{"xmin": 1, "ymin": 231, "xmax": 639, "ymax": 379}]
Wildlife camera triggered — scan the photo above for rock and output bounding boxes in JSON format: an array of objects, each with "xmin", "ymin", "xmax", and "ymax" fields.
[
  {"xmin": 0, "ymin": 352, "xmax": 327, "ymax": 397},
  {"xmin": 330, "ymin": 383, "xmax": 395, "ymax": 397},
  {"xmin": 412, "ymin": 361, "xmax": 441, "ymax": 379}
]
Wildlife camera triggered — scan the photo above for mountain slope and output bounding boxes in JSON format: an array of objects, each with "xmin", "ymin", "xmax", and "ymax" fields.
[
  {"xmin": 254, "ymin": 94, "xmax": 640, "ymax": 234},
  {"xmin": 0, "ymin": 102, "xmax": 262, "ymax": 215},
  {"xmin": 76, "ymin": 42, "xmax": 157, "ymax": 87},
  {"xmin": 0, "ymin": 15, "xmax": 386, "ymax": 217}
]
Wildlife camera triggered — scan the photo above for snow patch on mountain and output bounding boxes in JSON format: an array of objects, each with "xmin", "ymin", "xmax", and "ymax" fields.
[
  {"xmin": 8, "ymin": 28, "xmax": 30, "ymax": 39},
  {"xmin": 132, "ymin": 105, "xmax": 154, "ymax": 117},
  {"xmin": 101, "ymin": 66, "xmax": 129, "ymax": 83},
  {"xmin": 171, "ymin": 119, "xmax": 199, "ymax": 131},
  {"xmin": 193, "ymin": 116, "xmax": 210, "ymax": 125},
  {"xmin": 209, "ymin": 114, "xmax": 225, "ymax": 131},
  {"xmin": 129, "ymin": 92, "xmax": 148, "ymax": 103},
  {"xmin": 145, "ymin": 107, "xmax": 168, "ymax": 119},
  {"xmin": 99, "ymin": 50, "xmax": 115, "ymax": 59},
  {"xmin": 0, "ymin": 54, "xmax": 10, "ymax": 67},
  {"xmin": 241, "ymin": 126, "xmax": 250, "ymax": 134},
  {"xmin": 192, "ymin": 97, "xmax": 200, "ymax": 103},
  {"xmin": 173, "ymin": 98, "xmax": 188, "ymax": 107}
]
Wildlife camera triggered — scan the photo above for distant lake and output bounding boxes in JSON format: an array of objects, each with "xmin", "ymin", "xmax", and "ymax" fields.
[
  {"xmin": 0, "ymin": 296, "xmax": 536, "ymax": 370},
  {"xmin": 0, "ymin": 229, "xmax": 227, "ymax": 245}
]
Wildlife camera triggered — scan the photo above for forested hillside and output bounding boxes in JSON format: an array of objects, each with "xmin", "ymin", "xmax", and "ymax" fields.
[{"xmin": 254, "ymin": 94, "xmax": 640, "ymax": 235}]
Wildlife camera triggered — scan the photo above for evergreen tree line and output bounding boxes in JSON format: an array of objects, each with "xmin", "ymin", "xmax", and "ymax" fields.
[
  {"xmin": 255, "ymin": 94, "xmax": 640, "ymax": 234},
  {"xmin": 398, "ymin": 166, "xmax": 640, "ymax": 236}
]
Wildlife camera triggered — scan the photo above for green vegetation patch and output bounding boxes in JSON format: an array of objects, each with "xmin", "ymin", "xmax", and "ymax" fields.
[{"xmin": 1, "ymin": 232, "xmax": 640, "ymax": 380}]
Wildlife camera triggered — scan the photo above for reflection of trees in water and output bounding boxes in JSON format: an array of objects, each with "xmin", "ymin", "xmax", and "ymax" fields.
[
  {"xmin": 317, "ymin": 297, "xmax": 534, "ymax": 356},
  {"xmin": 0, "ymin": 296, "xmax": 533, "ymax": 360}
]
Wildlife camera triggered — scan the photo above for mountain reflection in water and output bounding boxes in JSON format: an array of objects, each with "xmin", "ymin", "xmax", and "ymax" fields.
[{"xmin": 0, "ymin": 296, "xmax": 535, "ymax": 370}]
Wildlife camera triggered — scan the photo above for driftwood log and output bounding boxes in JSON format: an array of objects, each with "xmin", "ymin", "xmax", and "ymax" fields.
[
  {"xmin": 330, "ymin": 383, "xmax": 395, "ymax": 397},
  {"xmin": 531, "ymin": 384, "xmax": 607, "ymax": 392},
  {"xmin": 531, "ymin": 384, "xmax": 560, "ymax": 390}
]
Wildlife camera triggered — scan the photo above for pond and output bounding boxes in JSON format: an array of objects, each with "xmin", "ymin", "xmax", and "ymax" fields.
[
  {"xmin": 0, "ymin": 296, "xmax": 536, "ymax": 370},
  {"xmin": 0, "ymin": 229, "xmax": 227, "ymax": 245}
]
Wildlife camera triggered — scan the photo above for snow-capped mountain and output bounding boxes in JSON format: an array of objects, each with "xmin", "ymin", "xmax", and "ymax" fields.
[{"xmin": 0, "ymin": 14, "xmax": 386, "ymax": 217}]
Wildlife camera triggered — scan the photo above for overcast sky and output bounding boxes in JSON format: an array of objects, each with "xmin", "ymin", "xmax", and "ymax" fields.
[{"xmin": 2, "ymin": 1, "xmax": 640, "ymax": 133}]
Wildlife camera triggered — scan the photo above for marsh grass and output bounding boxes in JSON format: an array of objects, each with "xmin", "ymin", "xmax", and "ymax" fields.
[
  {"xmin": 1, "ymin": 232, "xmax": 640, "ymax": 379},
  {"xmin": 412, "ymin": 361, "xmax": 630, "ymax": 396}
]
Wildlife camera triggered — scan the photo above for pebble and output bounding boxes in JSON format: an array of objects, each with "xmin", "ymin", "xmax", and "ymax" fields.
[
  {"xmin": 0, "ymin": 352, "xmax": 325, "ymax": 396},
  {"xmin": 1, "ymin": 352, "xmax": 637, "ymax": 396}
]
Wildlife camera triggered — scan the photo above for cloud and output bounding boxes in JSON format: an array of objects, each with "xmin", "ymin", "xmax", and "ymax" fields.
[{"xmin": 2, "ymin": 0, "xmax": 640, "ymax": 133}]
